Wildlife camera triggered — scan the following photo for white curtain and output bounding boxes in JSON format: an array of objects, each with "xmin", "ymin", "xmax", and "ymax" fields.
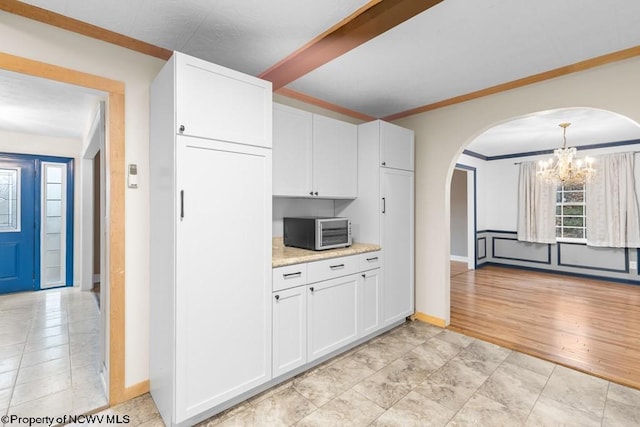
[
  {"xmin": 517, "ymin": 161, "xmax": 557, "ymax": 244},
  {"xmin": 586, "ymin": 152, "xmax": 640, "ymax": 248}
]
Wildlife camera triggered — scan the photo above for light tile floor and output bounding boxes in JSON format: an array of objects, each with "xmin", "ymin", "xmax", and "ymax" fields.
[
  {"xmin": 0, "ymin": 287, "xmax": 107, "ymax": 425},
  {"xmin": 90, "ymin": 321, "xmax": 640, "ymax": 426}
]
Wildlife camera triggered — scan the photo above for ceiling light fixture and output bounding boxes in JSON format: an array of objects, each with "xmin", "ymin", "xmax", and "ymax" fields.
[{"xmin": 537, "ymin": 122, "xmax": 595, "ymax": 185}]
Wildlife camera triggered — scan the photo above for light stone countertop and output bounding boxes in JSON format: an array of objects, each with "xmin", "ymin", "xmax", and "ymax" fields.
[{"xmin": 272, "ymin": 237, "xmax": 381, "ymax": 268}]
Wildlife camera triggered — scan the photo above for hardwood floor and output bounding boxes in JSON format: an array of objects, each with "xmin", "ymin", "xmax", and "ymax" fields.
[{"xmin": 449, "ymin": 264, "xmax": 640, "ymax": 390}]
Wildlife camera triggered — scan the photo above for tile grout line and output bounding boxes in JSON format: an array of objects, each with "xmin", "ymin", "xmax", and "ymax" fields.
[{"xmin": 523, "ymin": 364, "xmax": 557, "ymax": 425}]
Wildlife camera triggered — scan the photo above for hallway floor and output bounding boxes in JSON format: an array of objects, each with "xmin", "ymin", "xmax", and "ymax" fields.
[
  {"xmin": 0, "ymin": 287, "xmax": 107, "ymax": 422},
  {"xmin": 87, "ymin": 321, "xmax": 639, "ymax": 426}
]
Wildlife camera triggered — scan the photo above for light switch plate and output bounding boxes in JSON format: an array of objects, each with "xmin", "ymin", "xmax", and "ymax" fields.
[{"xmin": 630, "ymin": 261, "xmax": 637, "ymax": 270}]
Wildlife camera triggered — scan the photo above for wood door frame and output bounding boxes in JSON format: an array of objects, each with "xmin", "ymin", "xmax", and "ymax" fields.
[{"xmin": 0, "ymin": 51, "xmax": 129, "ymax": 404}]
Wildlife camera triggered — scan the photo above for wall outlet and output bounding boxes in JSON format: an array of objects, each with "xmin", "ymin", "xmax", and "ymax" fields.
[{"xmin": 630, "ymin": 261, "xmax": 637, "ymax": 270}]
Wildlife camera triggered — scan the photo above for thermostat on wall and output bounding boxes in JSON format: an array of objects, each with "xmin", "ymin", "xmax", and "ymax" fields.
[{"xmin": 128, "ymin": 164, "xmax": 138, "ymax": 188}]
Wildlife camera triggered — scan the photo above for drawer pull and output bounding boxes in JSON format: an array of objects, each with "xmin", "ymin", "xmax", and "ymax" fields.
[
  {"xmin": 330, "ymin": 264, "xmax": 345, "ymax": 270},
  {"xmin": 274, "ymin": 294, "xmax": 280, "ymax": 301},
  {"xmin": 309, "ymin": 287, "xmax": 314, "ymax": 292},
  {"xmin": 366, "ymin": 257, "xmax": 379, "ymax": 262},
  {"xmin": 283, "ymin": 272, "xmax": 302, "ymax": 279}
]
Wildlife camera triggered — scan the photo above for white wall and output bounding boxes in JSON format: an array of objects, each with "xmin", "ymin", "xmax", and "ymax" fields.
[
  {"xmin": 0, "ymin": 11, "xmax": 165, "ymax": 387},
  {"xmin": 394, "ymin": 57, "xmax": 640, "ymax": 324},
  {"xmin": 0, "ymin": 130, "xmax": 83, "ymax": 286}
]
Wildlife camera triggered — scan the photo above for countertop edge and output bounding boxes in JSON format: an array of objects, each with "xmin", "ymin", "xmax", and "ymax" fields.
[{"xmin": 272, "ymin": 243, "xmax": 381, "ymax": 268}]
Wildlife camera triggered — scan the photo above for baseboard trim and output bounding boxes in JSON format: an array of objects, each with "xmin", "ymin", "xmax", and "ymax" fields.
[
  {"xmin": 122, "ymin": 380, "xmax": 149, "ymax": 401},
  {"xmin": 414, "ymin": 312, "xmax": 447, "ymax": 328},
  {"xmin": 450, "ymin": 255, "xmax": 468, "ymax": 263}
]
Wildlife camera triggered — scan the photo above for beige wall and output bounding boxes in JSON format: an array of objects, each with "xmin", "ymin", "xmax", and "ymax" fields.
[
  {"xmin": 0, "ymin": 11, "xmax": 165, "ymax": 387},
  {"xmin": 394, "ymin": 57, "xmax": 640, "ymax": 324}
]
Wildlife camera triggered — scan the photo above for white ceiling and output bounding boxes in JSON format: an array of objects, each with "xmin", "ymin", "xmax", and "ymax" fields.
[
  {"xmin": 0, "ymin": 69, "xmax": 104, "ymax": 140},
  {"xmin": 466, "ymin": 108, "xmax": 640, "ymax": 158},
  {"xmin": 6, "ymin": 0, "xmax": 640, "ymax": 152}
]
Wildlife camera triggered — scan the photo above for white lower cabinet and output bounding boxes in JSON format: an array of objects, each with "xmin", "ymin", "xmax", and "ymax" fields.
[
  {"xmin": 307, "ymin": 274, "xmax": 359, "ymax": 362},
  {"xmin": 360, "ymin": 268, "xmax": 382, "ymax": 337},
  {"xmin": 272, "ymin": 286, "xmax": 307, "ymax": 377},
  {"xmin": 272, "ymin": 251, "xmax": 383, "ymax": 376}
]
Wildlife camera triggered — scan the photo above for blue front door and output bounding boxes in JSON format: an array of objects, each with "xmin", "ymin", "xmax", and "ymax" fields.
[{"xmin": 0, "ymin": 157, "xmax": 37, "ymax": 294}]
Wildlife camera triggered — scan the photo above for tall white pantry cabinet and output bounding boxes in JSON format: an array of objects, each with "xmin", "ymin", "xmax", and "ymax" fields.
[
  {"xmin": 149, "ymin": 52, "xmax": 273, "ymax": 426},
  {"xmin": 336, "ymin": 120, "xmax": 415, "ymax": 326}
]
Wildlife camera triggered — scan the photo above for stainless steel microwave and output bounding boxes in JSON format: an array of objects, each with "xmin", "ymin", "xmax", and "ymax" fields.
[{"xmin": 283, "ymin": 217, "xmax": 352, "ymax": 251}]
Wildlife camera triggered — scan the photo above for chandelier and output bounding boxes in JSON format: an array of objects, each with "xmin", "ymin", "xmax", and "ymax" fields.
[{"xmin": 537, "ymin": 123, "xmax": 595, "ymax": 185}]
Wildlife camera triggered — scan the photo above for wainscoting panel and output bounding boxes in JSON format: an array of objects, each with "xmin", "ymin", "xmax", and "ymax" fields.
[
  {"xmin": 477, "ymin": 237, "xmax": 486, "ymax": 260},
  {"xmin": 558, "ymin": 243, "xmax": 628, "ymax": 273},
  {"xmin": 493, "ymin": 237, "xmax": 551, "ymax": 264}
]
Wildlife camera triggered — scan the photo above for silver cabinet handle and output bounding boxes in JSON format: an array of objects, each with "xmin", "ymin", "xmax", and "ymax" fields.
[
  {"xmin": 330, "ymin": 264, "xmax": 345, "ymax": 270},
  {"xmin": 366, "ymin": 257, "xmax": 379, "ymax": 262},
  {"xmin": 283, "ymin": 272, "xmax": 302, "ymax": 279}
]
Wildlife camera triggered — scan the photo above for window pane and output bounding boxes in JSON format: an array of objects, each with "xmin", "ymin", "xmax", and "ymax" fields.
[
  {"xmin": 45, "ymin": 266, "xmax": 62, "ymax": 284},
  {"xmin": 46, "ymin": 183, "xmax": 62, "ymax": 200},
  {"xmin": 46, "ymin": 233, "xmax": 61, "ymax": 250},
  {"xmin": 46, "ymin": 167, "xmax": 62, "ymax": 183},
  {"xmin": 563, "ymin": 217, "xmax": 584, "ymax": 227},
  {"xmin": 563, "ymin": 205, "xmax": 584, "ymax": 215},
  {"xmin": 46, "ymin": 200, "xmax": 62, "ymax": 217},
  {"xmin": 556, "ymin": 191, "xmax": 562, "ymax": 203},
  {"xmin": 556, "ymin": 206, "xmax": 561, "ymax": 215},
  {"xmin": 563, "ymin": 183, "xmax": 584, "ymax": 192},
  {"xmin": 556, "ymin": 227, "xmax": 562, "ymax": 237},
  {"xmin": 556, "ymin": 217, "xmax": 562, "ymax": 226},
  {"xmin": 564, "ymin": 191, "xmax": 584, "ymax": 203},
  {"xmin": 46, "ymin": 217, "xmax": 62, "ymax": 233},
  {"xmin": 0, "ymin": 169, "xmax": 19, "ymax": 231},
  {"xmin": 564, "ymin": 228, "xmax": 585, "ymax": 238}
]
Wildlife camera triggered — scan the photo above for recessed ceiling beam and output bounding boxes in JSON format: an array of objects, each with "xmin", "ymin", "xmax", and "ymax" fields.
[
  {"xmin": 0, "ymin": 0, "xmax": 172, "ymax": 60},
  {"xmin": 259, "ymin": 0, "xmax": 444, "ymax": 90}
]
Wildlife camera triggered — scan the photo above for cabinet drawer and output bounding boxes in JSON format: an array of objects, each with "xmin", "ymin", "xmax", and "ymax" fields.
[
  {"xmin": 360, "ymin": 251, "xmax": 382, "ymax": 271},
  {"xmin": 307, "ymin": 255, "xmax": 359, "ymax": 284},
  {"xmin": 273, "ymin": 264, "xmax": 308, "ymax": 292}
]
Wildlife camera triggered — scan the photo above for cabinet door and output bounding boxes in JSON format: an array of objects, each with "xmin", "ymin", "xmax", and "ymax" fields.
[
  {"xmin": 272, "ymin": 103, "xmax": 313, "ymax": 197},
  {"xmin": 380, "ymin": 121, "xmax": 414, "ymax": 171},
  {"xmin": 381, "ymin": 168, "xmax": 414, "ymax": 326},
  {"xmin": 175, "ymin": 53, "xmax": 272, "ymax": 148},
  {"xmin": 307, "ymin": 275, "xmax": 359, "ymax": 361},
  {"xmin": 272, "ymin": 287, "xmax": 307, "ymax": 377},
  {"xmin": 360, "ymin": 269, "xmax": 382, "ymax": 337},
  {"xmin": 312, "ymin": 115, "xmax": 358, "ymax": 198},
  {"xmin": 175, "ymin": 136, "xmax": 272, "ymax": 420}
]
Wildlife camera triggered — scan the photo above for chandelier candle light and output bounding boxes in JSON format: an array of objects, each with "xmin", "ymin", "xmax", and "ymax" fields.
[{"xmin": 537, "ymin": 122, "xmax": 595, "ymax": 185}]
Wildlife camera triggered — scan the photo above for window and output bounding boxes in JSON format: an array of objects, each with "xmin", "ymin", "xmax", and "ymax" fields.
[
  {"xmin": 0, "ymin": 168, "xmax": 20, "ymax": 232},
  {"xmin": 556, "ymin": 183, "xmax": 586, "ymax": 241}
]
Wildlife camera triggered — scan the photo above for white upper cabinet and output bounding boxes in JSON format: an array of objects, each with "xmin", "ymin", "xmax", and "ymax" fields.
[
  {"xmin": 312, "ymin": 114, "xmax": 358, "ymax": 198},
  {"xmin": 380, "ymin": 121, "xmax": 414, "ymax": 171},
  {"xmin": 175, "ymin": 54, "xmax": 272, "ymax": 148},
  {"xmin": 272, "ymin": 103, "xmax": 313, "ymax": 197},
  {"xmin": 272, "ymin": 103, "xmax": 357, "ymax": 199}
]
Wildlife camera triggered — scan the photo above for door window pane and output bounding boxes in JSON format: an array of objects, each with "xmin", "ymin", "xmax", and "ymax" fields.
[{"xmin": 0, "ymin": 168, "xmax": 20, "ymax": 232}]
